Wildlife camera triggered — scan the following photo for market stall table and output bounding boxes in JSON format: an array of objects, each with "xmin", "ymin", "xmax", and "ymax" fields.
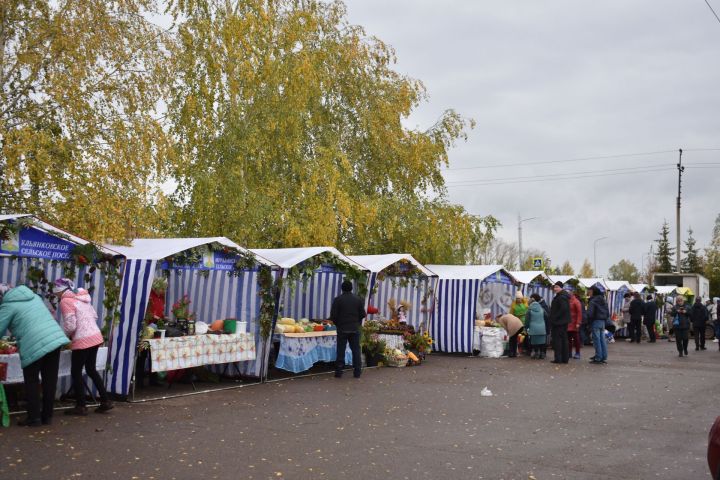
[
  {"xmin": 0, "ymin": 347, "xmax": 108, "ymax": 385},
  {"xmin": 0, "ymin": 347, "xmax": 108, "ymax": 399},
  {"xmin": 143, "ymin": 333, "xmax": 256, "ymax": 372},
  {"xmin": 275, "ymin": 331, "xmax": 352, "ymax": 374}
]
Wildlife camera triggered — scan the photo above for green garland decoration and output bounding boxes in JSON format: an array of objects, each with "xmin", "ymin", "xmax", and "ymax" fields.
[
  {"xmin": 285, "ymin": 251, "xmax": 369, "ymax": 297},
  {"xmin": 371, "ymin": 260, "xmax": 427, "ymax": 295},
  {"xmin": 257, "ymin": 266, "xmax": 279, "ymax": 339},
  {"xmin": 0, "ymin": 217, "xmax": 38, "ymax": 240}
]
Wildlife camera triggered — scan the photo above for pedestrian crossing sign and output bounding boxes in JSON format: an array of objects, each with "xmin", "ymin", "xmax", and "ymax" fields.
[{"xmin": 532, "ymin": 257, "xmax": 543, "ymax": 270}]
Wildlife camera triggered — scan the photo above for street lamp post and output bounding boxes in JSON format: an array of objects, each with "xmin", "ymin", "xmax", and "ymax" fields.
[
  {"xmin": 593, "ymin": 236, "xmax": 609, "ymax": 276},
  {"xmin": 518, "ymin": 214, "xmax": 539, "ymax": 270}
]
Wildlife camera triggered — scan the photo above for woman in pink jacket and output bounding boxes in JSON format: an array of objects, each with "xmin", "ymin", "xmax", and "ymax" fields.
[{"xmin": 53, "ymin": 278, "xmax": 113, "ymax": 415}]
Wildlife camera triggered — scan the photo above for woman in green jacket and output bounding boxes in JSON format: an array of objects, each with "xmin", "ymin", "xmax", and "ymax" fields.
[{"xmin": 0, "ymin": 285, "xmax": 70, "ymax": 426}]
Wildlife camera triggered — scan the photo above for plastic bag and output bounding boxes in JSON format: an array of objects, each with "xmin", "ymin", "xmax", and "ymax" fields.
[{"xmin": 480, "ymin": 327, "xmax": 506, "ymax": 358}]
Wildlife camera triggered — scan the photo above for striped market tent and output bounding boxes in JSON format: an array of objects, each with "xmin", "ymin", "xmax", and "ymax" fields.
[
  {"xmin": 249, "ymin": 247, "xmax": 369, "ymax": 377},
  {"xmin": 105, "ymin": 238, "xmax": 276, "ymax": 397},
  {"xmin": 250, "ymin": 247, "xmax": 368, "ymax": 321},
  {"xmin": 578, "ymin": 278, "xmax": 609, "ymax": 293},
  {"xmin": 510, "ymin": 271, "xmax": 553, "ymax": 305},
  {"xmin": 425, "ymin": 265, "xmax": 518, "ymax": 354},
  {"xmin": 548, "ymin": 275, "xmax": 578, "ymax": 292},
  {"xmin": 605, "ymin": 280, "xmax": 632, "ymax": 317},
  {"xmin": 348, "ymin": 254, "xmax": 438, "ymax": 331},
  {"xmin": 0, "ymin": 214, "xmax": 123, "ymax": 396}
]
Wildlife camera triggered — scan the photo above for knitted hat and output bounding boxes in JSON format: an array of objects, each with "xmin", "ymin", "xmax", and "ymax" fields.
[
  {"xmin": 553, "ymin": 281, "xmax": 564, "ymax": 288},
  {"xmin": 515, "ymin": 291, "xmax": 524, "ymax": 299},
  {"xmin": 52, "ymin": 278, "xmax": 75, "ymax": 295}
]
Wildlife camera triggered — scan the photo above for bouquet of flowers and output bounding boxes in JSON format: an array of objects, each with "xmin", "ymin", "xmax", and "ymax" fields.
[
  {"xmin": 404, "ymin": 331, "xmax": 433, "ymax": 353},
  {"xmin": 172, "ymin": 294, "xmax": 195, "ymax": 321}
]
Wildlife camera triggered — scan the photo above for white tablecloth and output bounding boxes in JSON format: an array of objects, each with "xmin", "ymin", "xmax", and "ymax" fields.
[
  {"xmin": 0, "ymin": 347, "xmax": 108, "ymax": 385},
  {"xmin": 378, "ymin": 334, "xmax": 405, "ymax": 350},
  {"xmin": 145, "ymin": 333, "xmax": 256, "ymax": 372}
]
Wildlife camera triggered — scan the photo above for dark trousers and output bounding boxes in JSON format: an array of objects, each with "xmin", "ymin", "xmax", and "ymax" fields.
[
  {"xmin": 336, "ymin": 331, "xmax": 361, "ymax": 376},
  {"xmin": 70, "ymin": 345, "xmax": 108, "ymax": 407},
  {"xmin": 675, "ymin": 329, "xmax": 689, "ymax": 353},
  {"xmin": 629, "ymin": 318, "xmax": 642, "ymax": 343},
  {"xmin": 567, "ymin": 331, "xmax": 581, "ymax": 355},
  {"xmin": 551, "ymin": 325, "xmax": 569, "ymax": 362},
  {"xmin": 508, "ymin": 331, "xmax": 520, "ymax": 357},
  {"xmin": 22, "ymin": 347, "xmax": 61, "ymax": 423},
  {"xmin": 694, "ymin": 326, "xmax": 706, "ymax": 349},
  {"xmin": 644, "ymin": 322, "xmax": 656, "ymax": 342}
]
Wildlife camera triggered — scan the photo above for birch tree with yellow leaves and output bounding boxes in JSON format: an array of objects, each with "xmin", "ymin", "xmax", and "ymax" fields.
[
  {"xmin": 0, "ymin": 0, "xmax": 174, "ymax": 242},
  {"xmin": 165, "ymin": 0, "xmax": 493, "ymax": 262}
]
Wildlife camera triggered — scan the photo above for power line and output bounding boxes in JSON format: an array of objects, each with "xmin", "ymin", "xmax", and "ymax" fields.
[
  {"xmin": 445, "ymin": 164, "xmax": 674, "ymax": 186},
  {"xmin": 704, "ymin": 0, "xmax": 720, "ymax": 25},
  {"xmin": 442, "ymin": 149, "xmax": 676, "ymax": 172},
  {"xmin": 445, "ymin": 166, "xmax": 675, "ymax": 188}
]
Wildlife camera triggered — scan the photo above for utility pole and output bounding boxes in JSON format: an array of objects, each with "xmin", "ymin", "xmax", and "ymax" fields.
[
  {"xmin": 676, "ymin": 149, "xmax": 684, "ymax": 273},
  {"xmin": 593, "ymin": 236, "xmax": 608, "ymax": 276}
]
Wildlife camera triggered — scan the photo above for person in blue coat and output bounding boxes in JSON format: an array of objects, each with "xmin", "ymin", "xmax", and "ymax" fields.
[
  {"xmin": 0, "ymin": 284, "xmax": 70, "ymax": 426},
  {"xmin": 587, "ymin": 286, "xmax": 610, "ymax": 364},
  {"xmin": 526, "ymin": 299, "xmax": 547, "ymax": 359}
]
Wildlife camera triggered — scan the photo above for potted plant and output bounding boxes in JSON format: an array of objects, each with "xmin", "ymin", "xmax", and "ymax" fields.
[
  {"xmin": 361, "ymin": 320, "xmax": 386, "ymax": 367},
  {"xmin": 403, "ymin": 331, "xmax": 433, "ymax": 361},
  {"xmin": 172, "ymin": 294, "xmax": 195, "ymax": 333}
]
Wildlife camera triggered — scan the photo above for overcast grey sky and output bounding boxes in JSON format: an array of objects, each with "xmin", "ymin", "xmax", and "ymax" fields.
[{"xmin": 345, "ymin": 0, "xmax": 720, "ymax": 276}]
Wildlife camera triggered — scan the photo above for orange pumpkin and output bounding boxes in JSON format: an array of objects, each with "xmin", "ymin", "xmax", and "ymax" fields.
[{"xmin": 210, "ymin": 320, "xmax": 225, "ymax": 331}]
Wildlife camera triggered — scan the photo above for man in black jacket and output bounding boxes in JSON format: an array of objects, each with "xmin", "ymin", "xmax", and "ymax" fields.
[
  {"xmin": 628, "ymin": 293, "xmax": 645, "ymax": 343},
  {"xmin": 643, "ymin": 295, "xmax": 658, "ymax": 343},
  {"xmin": 690, "ymin": 297, "xmax": 709, "ymax": 351},
  {"xmin": 549, "ymin": 281, "xmax": 571, "ymax": 364},
  {"xmin": 330, "ymin": 280, "xmax": 366, "ymax": 378}
]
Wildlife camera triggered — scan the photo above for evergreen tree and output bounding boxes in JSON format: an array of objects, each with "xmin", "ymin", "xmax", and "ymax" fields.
[
  {"xmin": 654, "ymin": 220, "xmax": 675, "ymax": 273},
  {"xmin": 705, "ymin": 213, "xmax": 720, "ymax": 298},
  {"xmin": 681, "ymin": 227, "xmax": 703, "ymax": 274}
]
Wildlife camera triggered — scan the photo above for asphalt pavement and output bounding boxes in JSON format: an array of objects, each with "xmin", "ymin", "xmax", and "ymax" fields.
[{"xmin": 1, "ymin": 339, "xmax": 718, "ymax": 480}]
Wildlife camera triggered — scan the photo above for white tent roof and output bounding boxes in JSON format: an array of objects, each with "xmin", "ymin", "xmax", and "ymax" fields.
[
  {"xmin": 605, "ymin": 280, "xmax": 631, "ymax": 291},
  {"xmin": 578, "ymin": 278, "xmax": 609, "ymax": 289},
  {"xmin": 548, "ymin": 275, "xmax": 576, "ymax": 285},
  {"xmin": 249, "ymin": 247, "xmax": 365, "ymax": 270},
  {"xmin": 509, "ymin": 270, "xmax": 550, "ymax": 285},
  {"xmin": 107, "ymin": 237, "xmax": 274, "ymax": 265},
  {"xmin": 348, "ymin": 254, "xmax": 436, "ymax": 277},
  {"xmin": 1, "ymin": 213, "xmax": 119, "ymax": 255},
  {"xmin": 654, "ymin": 285, "xmax": 678, "ymax": 295},
  {"xmin": 630, "ymin": 283, "xmax": 649, "ymax": 293},
  {"xmin": 424, "ymin": 264, "xmax": 510, "ymax": 281}
]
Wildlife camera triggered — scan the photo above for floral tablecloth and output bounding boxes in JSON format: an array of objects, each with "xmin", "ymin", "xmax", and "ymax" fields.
[
  {"xmin": 0, "ymin": 347, "xmax": 108, "ymax": 385},
  {"xmin": 146, "ymin": 333, "xmax": 256, "ymax": 372},
  {"xmin": 378, "ymin": 334, "xmax": 405, "ymax": 350},
  {"xmin": 276, "ymin": 333, "xmax": 352, "ymax": 373}
]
